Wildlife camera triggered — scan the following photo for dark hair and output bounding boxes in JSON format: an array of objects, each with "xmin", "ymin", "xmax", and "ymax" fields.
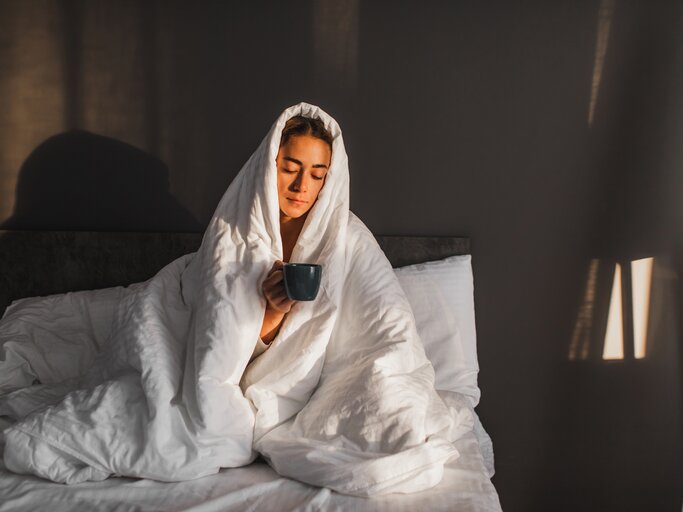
[{"xmin": 279, "ymin": 115, "xmax": 333, "ymax": 151}]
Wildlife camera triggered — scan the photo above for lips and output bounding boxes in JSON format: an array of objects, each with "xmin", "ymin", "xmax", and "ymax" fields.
[{"xmin": 287, "ymin": 198, "xmax": 307, "ymax": 205}]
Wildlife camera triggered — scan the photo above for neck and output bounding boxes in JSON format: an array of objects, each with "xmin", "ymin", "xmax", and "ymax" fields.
[{"xmin": 280, "ymin": 211, "xmax": 307, "ymax": 244}]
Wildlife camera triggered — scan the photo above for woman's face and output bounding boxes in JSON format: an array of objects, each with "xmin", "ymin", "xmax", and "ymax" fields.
[{"xmin": 276, "ymin": 135, "xmax": 332, "ymax": 221}]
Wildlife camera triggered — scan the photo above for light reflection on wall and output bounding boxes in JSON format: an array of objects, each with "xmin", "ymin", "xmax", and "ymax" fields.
[
  {"xmin": 588, "ymin": 0, "xmax": 615, "ymax": 126},
  {"xmin": 602, "ymin": 262, "xmax": 624, "ymax": 360},
  {"xmin": 0, "ymin": 0, "xmax": 65, "ymax": 224},
  {"xmin": 79, "ymin": 1, "xmax": 150, "ymax": 151},
  {"xmin": 631, "ymin": 257, "xmax": 654, "ymax": 359},
  {"xmin": 568, "ymin": 259, "xmax": 600, "ymax": 361},
  {"xmin": 570, "ymin": 257, "xmax": 657, "ymax": 361}
]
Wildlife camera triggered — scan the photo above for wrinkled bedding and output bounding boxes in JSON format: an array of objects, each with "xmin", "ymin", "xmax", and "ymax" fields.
[
  {"xmin": 0, "ymin": 418, "xmax": 501, "ymax": 512},
  {"xmin": 0, "ymin": 103, "xmax": 477, "ymax": 496}
]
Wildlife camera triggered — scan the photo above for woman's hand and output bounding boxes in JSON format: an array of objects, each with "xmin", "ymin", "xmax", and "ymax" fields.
[
  {"xmin": 260, "ymin": 260, "xmax": 296, "ymax": 343},
  {"xmin": 262, "ymin": 260, "xmax": 295, "ymax": 314}
]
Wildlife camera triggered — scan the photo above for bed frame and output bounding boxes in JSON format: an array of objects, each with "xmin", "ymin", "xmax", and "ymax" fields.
[{"xmin": 0, "ymin": 230, "xmax": 470, "ymax": 315}]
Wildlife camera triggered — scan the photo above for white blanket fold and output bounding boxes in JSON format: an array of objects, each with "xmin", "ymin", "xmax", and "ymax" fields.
[{"xmin": 0, "ymin": 102, "xmax": 474, "ymax": 496}]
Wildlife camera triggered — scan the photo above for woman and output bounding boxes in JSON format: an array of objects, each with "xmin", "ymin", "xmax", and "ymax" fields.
[
  {"xmin": 258, "ymin": 115, "xmax": 333, "ymax": 348},
  {"xmin": 1, "ymin": 103, "xmax": 471, "ymax": 496}
]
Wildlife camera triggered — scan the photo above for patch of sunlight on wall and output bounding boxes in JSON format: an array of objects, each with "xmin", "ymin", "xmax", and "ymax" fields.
[
  {"xmin": 588, "ymin": 0, "xmax": 615, "ymax": 126},
  {"xmin": 0, "ymin": 1, "xmax": 65, "ymax": 223},
  {"xmin": 568, "ymin": 259, "xmax": 600, "ymax": 361},
  {"xmin": 602, "ymin": 263, "xmax": 624, "ymax": 360},
  {"xmin": 81, "ymin": 2, "xmax": 148, "ymax": 149},
  {"xmin": 631, "ymin": 257, "xmax": 654, "ymax": 359}
]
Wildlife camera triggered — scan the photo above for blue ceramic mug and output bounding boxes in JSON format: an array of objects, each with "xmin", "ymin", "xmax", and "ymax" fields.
[{"xmin": 283, "ymin": 263, "xmax": 322, "ymax": 301}]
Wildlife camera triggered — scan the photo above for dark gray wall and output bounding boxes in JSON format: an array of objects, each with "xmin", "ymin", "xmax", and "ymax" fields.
[{"xmin": 1, "ymin": 1, "xmax": 681, "ymax": 510}]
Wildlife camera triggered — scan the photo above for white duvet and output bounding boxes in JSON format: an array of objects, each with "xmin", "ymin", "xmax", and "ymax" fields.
[{"xmin": 0, "ymin": 102, "xmax": 474, "ymax": 496}]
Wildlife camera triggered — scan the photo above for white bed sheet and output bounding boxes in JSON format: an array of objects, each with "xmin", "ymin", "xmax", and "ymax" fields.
[{"xmin": 0, "ymin": 416, "xmax": 500, "ymax": 512}]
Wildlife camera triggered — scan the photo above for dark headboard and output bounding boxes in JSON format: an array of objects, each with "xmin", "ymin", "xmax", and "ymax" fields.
[{"xmin": 0, "ymin": 230, "xmax": 470, "ymax": 314}]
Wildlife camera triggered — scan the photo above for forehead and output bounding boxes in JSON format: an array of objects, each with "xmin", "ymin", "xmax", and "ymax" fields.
[{"xmin": 278, "ymin": 135, "xmax": 331, "ymax": 164}]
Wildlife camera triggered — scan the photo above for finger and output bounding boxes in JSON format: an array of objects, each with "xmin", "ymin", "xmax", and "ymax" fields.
[
  {"xmin": 265, "ymin": 264, "xmax": 284, "ymax": 281},
  {"xmin": 263, "ymin": 273, "xmax": 284, "ymax": 292},
  {"xmin": 265, "ymin": 282, "xmax": 290, "ymax": 302},
  {"xmin": 267, "ymin": 263, "xmax": 284, "ymax": 278},
  {"xmin": 274, "ymin": 294, "xmax": 296, "ymax": 309},
  {"xmin": 269, "ymin": 289, "xmax": 287, "ymax": 304},
  {"xmin": 266, "ymin": 296, "xmax": 288, "ymax": 313},
  {"xmin": 266, "ymin": 278, "xmax": 286, "ymax": 296},
  {"xmin": 269, "ymin": 295, "xmax": 291, "ymax": 312},
  {"xmin": 266, "ymin": 260, "xmax": 282, "ymax": 278},
  {"xmin": 263, "ymin": 278, "xmax": 283, "ymax": 298},
  {"xmin": 262, "ymin": 277, "xmax": 275, "ymax": 296},
  {"xmin": 271, "ymin": 269, "xmax": 284, "ymax": 283},
  {"xmin": 272, "ymin": 300, "xmax": 292, "ymax": 313}
]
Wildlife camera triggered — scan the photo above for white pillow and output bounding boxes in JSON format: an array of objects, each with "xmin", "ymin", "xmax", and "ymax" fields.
[{"xmin": 394, "ymin": 254, "xmax": 480, "ymax": 406}]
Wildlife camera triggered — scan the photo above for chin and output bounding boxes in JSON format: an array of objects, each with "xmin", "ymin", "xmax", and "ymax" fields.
[{"xmin": 280, "ymin": 207, "xmax": 307, "ymax": 220}]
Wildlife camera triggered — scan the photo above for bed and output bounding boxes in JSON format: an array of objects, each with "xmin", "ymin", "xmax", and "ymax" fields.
[{"xmin": 0, "ymin": 230, "xmax": 502, "ymax": 512}]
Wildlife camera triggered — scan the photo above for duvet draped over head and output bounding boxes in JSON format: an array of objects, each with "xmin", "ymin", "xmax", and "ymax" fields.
[{"xmin": 0, "ymin": 102, "xmax": 473, "ymax": 496}]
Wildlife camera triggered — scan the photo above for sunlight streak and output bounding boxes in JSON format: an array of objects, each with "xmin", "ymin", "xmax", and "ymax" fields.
[
  {"xmin": 588, "ymin": 0, "xmax": 615, "ymax": 126},
  {"xmin": 0, "ymin": 1, "xmax": 65, "ymax": 223},
  {"xmin": 602, "ymin": 263, "xmax": 624, "ymax": 360},
  {"xmin": 569, "ymin": 259, "xmax": 600, "ymax": 361},
  {"xmin": 631, "ymin": 257, "xmax": 654, "ymax": 359}
]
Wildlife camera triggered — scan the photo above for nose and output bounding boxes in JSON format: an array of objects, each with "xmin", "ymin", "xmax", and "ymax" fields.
[{"xmin": 291, "ymin": 171, "xmax": 308, "ymax": 193}]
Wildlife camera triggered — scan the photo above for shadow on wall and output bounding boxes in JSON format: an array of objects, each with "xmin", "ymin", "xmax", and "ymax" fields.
[{"xmin": 1, "ymin": 130, "xmax": 201, "ymax": 232}]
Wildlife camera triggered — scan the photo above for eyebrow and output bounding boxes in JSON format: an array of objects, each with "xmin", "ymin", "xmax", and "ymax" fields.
[{"xmin": 283, "ymin": 156, "xmax": 329, "ymax": 170}]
